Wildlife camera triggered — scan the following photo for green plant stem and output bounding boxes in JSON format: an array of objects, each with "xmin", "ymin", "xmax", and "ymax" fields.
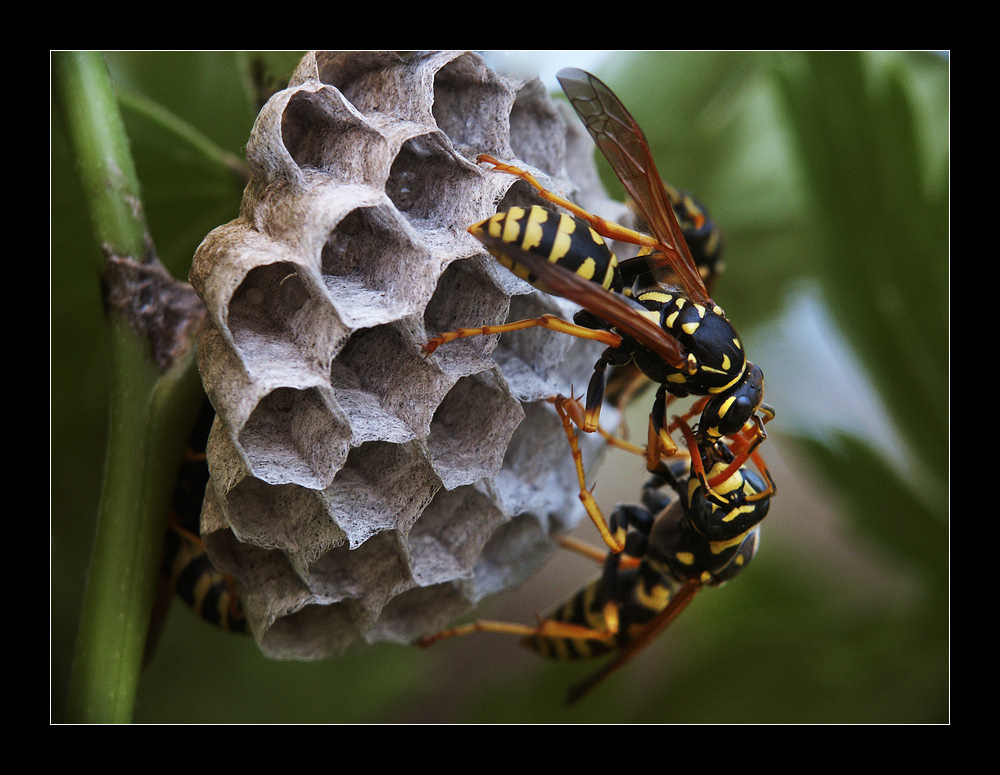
[
  {"xmin": 54, "ymin": 51, "xmax": 205, "ymax": 723},
  {"xmin": 53, "ymin": 52, "xmax": 148, "ymax": 264},
  {"xmin": 69, "ymin": 329, "xmax": 203, "ymax": 723}
]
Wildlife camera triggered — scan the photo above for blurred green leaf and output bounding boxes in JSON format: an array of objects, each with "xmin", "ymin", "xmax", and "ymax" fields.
[
  {"xmin": 774, "ymin": 52, "xmax": 948, "ymax": 473},
  {"xmin": 797, "ymin": 433, "xmax": 946, "ymax": 580}
]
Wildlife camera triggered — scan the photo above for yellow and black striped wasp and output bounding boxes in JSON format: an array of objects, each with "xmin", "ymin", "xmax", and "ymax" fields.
[
  {"xmin": 423, "ymin": 67, "xmax": 774, "ymax": 553},
  {"xmin": 419, "ymin": 417, "xmax": 774, "ymax": 704}
]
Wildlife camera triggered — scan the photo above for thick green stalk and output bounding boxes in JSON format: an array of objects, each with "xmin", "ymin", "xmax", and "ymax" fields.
[
  {"xmin": 54, "ymin": 51, "xmax": 205, "ymax": 723},
  {"xmin": 53, "ymin": 52, "xmax": 148, "ymax": 264},
  {"xmin": 68, "ymin": 328, "xmax": 202, "ymax": 723}
]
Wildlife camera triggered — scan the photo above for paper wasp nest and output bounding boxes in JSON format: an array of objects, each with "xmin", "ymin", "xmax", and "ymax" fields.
[{"xmin": 189, "ymin": 51, "xmax": 626, "ymax": 659}]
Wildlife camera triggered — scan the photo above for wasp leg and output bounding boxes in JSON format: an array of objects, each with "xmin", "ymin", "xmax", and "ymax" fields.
[
  {"xmin": 644, "ymin": 392, "xmax": 733, "ymax": 480},
  {"xmin": 595, "ymin": 424, "xmax": 647, "ymax": 459},
  {"xmin": 556, "ymin": 534, "xmax": 608, "ymax": 564},
  {"xmin": 603, "ymin": 364, "xmax": 653, "ymax": 441},
  {"xmin": 418, "ymin": 619, "xmax": 548, "ymax": 647},
  {"xmin": 557, "ymin": 502, "xmax": 651, "ymax": 570},
  {"xmin": 644, "ymin": 386, "xmax": 684, "ymax": 473},
  {"xmin": 563, "ymin": 381, "xmax": 694, "ymax": 477},
  {"xmin": 587, "ymin": 380, "xmax": 698, "ymax": 469},
  {"xmin": 564, "ymin": 338, "xmax": 653, "ymax": 455},
  {"xmin": 423, "ymin": 313, "xmax": 622, "ymax": 356},
  {"xmin": 744, "ymin": 447, "xmax": 777, "ymax": 501},
  {"xmin": 548, "ymin": 395, "xmax": 626, "ymax": 554},
  {"xmin": 567, "ymin": 362, "xmax": 667, "ymax": 464},
  {"xmin": 672, "ymin": 414, "xmax": 723, "ymax": 506},
  {"xmin": 417, "ymin": 614, "xmax": 619, "ymax": 648},
  {"xmin": 577, "ymin": 344, "xmax": 637, "ymax": 433},
  {"xmin": 478, "ymin": 154, "xmax": 658, "ymax": 252},
  {"xmin": 418, "ymin": 548, "xmax": 626, "ymax": 650}
]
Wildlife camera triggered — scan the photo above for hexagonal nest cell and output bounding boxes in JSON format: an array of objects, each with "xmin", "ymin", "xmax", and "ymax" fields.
[{"xmin": 189, "ymin": 50, "xmax": 628, "ymax": 659}]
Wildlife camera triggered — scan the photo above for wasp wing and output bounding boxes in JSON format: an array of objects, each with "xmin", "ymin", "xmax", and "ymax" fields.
[
  {"xmin": 556, "ymin": 68, "xmax": 710, "ymax": 305},
  {"xmin": 565, "ymin": 578, "xmax": 701, "ymax": 705},
  {"xmin": 474, "ymin": 231, "xmax": 688, "ymax": 370}
]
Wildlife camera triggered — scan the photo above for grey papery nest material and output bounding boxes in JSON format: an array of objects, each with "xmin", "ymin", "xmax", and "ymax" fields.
[{"xmin": 189, "ymin": 51, "xmax": 625, "ymax": 659}]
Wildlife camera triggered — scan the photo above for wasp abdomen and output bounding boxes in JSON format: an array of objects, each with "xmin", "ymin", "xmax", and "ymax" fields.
[
  {"xmin": 524, "ymin": 560, "xmax": 682, "ymax": 661},
  {"xmin": 164, "ymin": 524, "xmax": 248, "ymax": 634},
  {"xmin": 469, "ymin": 205, "xmax": 623, "ymax": 296},
  {"xmin": 671, "ymin": 190, "xmax": 725, "ymax": 286},
  {"xmin": 524, "ymin": 578, "xmax": 618, "ymax": 659}
]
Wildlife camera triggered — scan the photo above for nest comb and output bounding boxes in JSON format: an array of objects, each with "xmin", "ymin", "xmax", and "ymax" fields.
[{"xmin": 189, "ymin": 50, "xmax": 628, "ymax": 659}]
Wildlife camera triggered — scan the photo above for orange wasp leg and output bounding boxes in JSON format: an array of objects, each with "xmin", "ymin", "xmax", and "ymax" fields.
[
  {"xmin": 556, "ymin": 534, "xmax": 611, "ymax": 564},
  {"xmin": 602, "ymin": 366, "xmax": 653, "ymax": 441},
  {"xmin": 477, "ymin": 154, "xmax": 659, "ymax": 252},
  {"xmin": 547, "ymin": 395, "xmax": 626, "ymax": 554},
  {"xmin": 643, "ymin": 393, "xmax": 706, "ymax": 474},
  {"xmin": 707, "ymin": 420, "xmax": 777, "ymax": 502},
  {"xmin": 417, "ymin": 611, "xmax": 620, "ymax": 649},
  {"xmin": 423, "ymin": 313, "xmax": 623, "ymax": 356},
  {"xmin": 595, "ymin": 420, "xmax": 647, "ymax": 459},
  {"xmin": 557, "ymin": 534, "xmax": 642, "ymax": 571},
  {"xmin": 575, "ymin": 388, "xmax": 700, "ymax": 492}
]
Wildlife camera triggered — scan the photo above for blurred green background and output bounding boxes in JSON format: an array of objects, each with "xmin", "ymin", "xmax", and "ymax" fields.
[{"xmin": 51, "ymin": 51, "xmax": 948, "ymax": 723}]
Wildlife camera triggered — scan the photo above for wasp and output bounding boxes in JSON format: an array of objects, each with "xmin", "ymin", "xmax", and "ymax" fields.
[
  {"xmin": 419, "ymin": 419, "xmax": 774, "ymax": 704},
  {"xmin": 162, "ymin": 503, "xmax": 247, "ymax": 635},
  {"xmin": 147, "ymin": 401, "xmax": 247, "ymax": 660},
  {"xmin": 423, "ymin": 68, "xmax": 774, "ymax": 552},
  {"xmin": 165, "ymin": 401, "xmax": 247, "ymax": 634}
]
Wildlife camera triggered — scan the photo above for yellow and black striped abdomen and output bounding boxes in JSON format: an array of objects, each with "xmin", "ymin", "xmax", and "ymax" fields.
[
  {"xmin": 523, "ymin": 562, "xmax": 679, "ymax": 661},
  {"xmin": 469, "ymin": 205, "xmax": 623, "ymax": 296},
  {"xmin": 163, "ymin": 523, "xmax": 247, "ymax": 634},
  {"xmin": 523, "ymin": 576, "xmax": 619, "ymax": 660}
]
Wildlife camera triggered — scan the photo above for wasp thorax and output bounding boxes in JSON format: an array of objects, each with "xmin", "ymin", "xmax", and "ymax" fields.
[{"xmin": 188, "ymin": 51, "xmax": 623, "ymax": 660}]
